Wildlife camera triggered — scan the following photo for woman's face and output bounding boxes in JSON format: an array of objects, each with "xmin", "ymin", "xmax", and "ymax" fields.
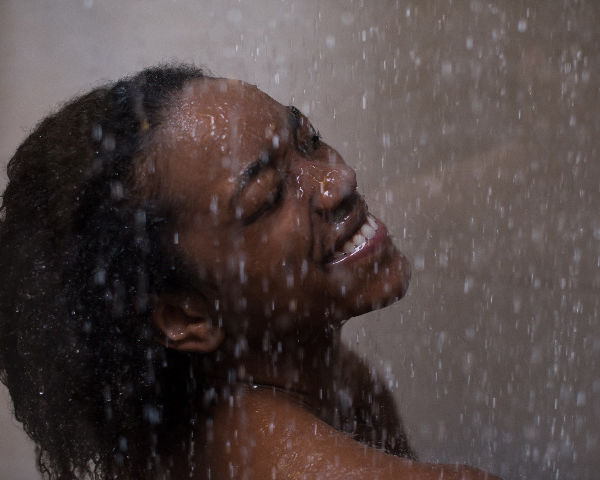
[{"xmin": 148, "ymin": 78, "xmax": 410, "ymax": 341}]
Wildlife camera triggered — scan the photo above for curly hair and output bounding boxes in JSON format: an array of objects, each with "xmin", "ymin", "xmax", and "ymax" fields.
[{"xmin": 0, "ymin": 64, "xmax": 211, "ymax": 479}]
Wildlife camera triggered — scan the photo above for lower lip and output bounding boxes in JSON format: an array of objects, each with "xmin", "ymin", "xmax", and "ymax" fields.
[{"xmin": 326, "ymin": 216, "xmax": 390, "ymax": 267}]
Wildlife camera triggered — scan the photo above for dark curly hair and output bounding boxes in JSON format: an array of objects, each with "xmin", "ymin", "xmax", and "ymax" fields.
[{"xmin": 0, "ymin": 64, "xmax": 211, "ymax": 479}]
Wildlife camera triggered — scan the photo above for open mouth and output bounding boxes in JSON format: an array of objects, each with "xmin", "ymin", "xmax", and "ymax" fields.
[{"xmin": 326, "ymin": 214, "xmax": 388, "ymax": 265}]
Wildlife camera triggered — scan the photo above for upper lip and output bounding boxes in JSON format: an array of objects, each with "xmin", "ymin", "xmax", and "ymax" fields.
[{"xmin": 322, "ymin": 193, "xmax": 368, "ymax": 262}]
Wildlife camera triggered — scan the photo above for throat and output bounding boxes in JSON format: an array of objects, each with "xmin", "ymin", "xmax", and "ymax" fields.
[{"xmin": 204, "ymin": 328, "xmax": 342, "ymax": 403}]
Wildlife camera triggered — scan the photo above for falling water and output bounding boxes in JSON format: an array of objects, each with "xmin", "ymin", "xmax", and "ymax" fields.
[{"xmin": 1, "ymin": 1, "xmax": 598, "ymax": 479}]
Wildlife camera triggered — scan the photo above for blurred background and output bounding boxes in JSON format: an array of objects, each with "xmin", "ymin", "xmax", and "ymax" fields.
[{"xmin": 1, "ymin": 1, "xmax": 598, "ymax": 478}]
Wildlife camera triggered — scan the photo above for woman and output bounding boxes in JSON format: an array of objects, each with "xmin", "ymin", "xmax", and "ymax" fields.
[{"xmin": 0, "ymin": 65, "xmax": 498, "ymax": 479}]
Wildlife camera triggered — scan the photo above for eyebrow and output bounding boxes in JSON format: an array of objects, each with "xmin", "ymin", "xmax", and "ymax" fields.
[
  {"xmin": 230, "ymin": 107, "xmax": 301, "ymax": 209},
  {"xmin": 289, "ymin": 105, "xmax": 303, "ymax": 136},
  {"xmin": 288, "ymin": 105, "xmax": 320, "ymax": 154}
]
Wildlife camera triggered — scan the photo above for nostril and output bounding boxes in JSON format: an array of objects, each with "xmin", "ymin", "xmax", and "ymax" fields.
[
  {"xmin": 314, "ymin": 167, "xmax": 357, "ymax": 213},
  {"xmin": 321, "ymin": 191, "xmax": 361, "ymax": 221}
]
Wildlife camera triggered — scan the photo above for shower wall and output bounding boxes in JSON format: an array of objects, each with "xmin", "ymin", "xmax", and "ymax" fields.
[{"xmin": 1, "ymin": 1, "xmax": 598, "ymax": 479}]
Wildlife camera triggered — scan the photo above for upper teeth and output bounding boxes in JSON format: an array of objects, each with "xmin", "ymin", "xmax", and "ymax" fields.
[{"xmin": 339, "ymin": 215, "xmax": 378, "ymax": 255}]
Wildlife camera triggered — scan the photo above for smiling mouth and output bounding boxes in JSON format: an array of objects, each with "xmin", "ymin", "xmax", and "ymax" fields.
[{"xmin": 326, "ymin": 214, "xmax": 387, "ymax": 265}]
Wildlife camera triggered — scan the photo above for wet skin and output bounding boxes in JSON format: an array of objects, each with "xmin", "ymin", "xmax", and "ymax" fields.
[
  {"xmin": 146, "ymin": 78, "xmax": 410, "ymax": 344},
  {"xmin": 145, "ymin": 78, "xmax": 500, "ymax": 479}
]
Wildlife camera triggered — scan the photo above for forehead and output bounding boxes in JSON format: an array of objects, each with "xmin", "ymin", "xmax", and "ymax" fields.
[
  {"xmin": 166, "ymin": 78, "xmax": 285, "ymax": 140},
  {"xmin": 147, "ymin": 78, "xmax": 288, "ymax": 219}
]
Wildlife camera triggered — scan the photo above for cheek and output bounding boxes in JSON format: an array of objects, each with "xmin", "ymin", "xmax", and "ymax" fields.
[{"xmin": 245, "ymin": 208, "xmax": 310, "ymax": 263}]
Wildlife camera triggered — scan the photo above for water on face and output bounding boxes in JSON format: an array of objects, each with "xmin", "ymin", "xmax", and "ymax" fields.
[{"xmin": 1, "ymin": 1, "xmax": 599, "ymax": 479}]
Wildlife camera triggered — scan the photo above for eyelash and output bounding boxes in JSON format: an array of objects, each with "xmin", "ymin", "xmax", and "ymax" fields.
[
  {"xmin": 299, "ymin": 128, "xmax": 321, "ymax": 154},
  {"xmin": 311, "ymin": 130, "xmax": 321, "ymax": 149},
  {"xmin": 243, "ymin": 180, "xmax": 284, "ymax": 225}
]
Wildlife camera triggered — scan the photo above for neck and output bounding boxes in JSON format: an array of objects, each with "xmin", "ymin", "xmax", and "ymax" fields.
[{"xmin": 203, "ymin": 325, "xmax": 342, "ymax": 401}]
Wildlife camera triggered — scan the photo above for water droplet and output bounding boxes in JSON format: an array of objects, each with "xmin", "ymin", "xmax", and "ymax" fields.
[{"xmin": 518, "ymin": 19, "xmax": 528, "ymax": 32}]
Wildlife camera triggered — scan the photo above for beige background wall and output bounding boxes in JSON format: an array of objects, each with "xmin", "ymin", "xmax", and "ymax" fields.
[{"xmin": 1, "ymin": 1, "xmax": 599, "ymax": 479}]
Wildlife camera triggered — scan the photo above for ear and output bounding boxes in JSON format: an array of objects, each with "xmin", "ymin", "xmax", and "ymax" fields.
[{"xmin": 152, "ymin": 296, "xmax": 224, "ymax": 353}]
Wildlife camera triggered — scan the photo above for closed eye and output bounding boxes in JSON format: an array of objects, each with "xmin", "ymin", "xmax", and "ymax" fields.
[{"xmin": 241, "ymin": 180, "xmax": 284, "ymax": 225}]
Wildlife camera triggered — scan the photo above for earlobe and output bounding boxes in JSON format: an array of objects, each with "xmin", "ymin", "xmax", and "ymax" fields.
[{"xmin": 152, "ymin": 299, "xmax": 224, "ymax": 353}]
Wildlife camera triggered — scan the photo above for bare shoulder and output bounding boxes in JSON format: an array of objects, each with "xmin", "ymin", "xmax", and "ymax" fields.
[{"xmin": 205, "ymin": 387, "xmax": 502, "ymax": 480}]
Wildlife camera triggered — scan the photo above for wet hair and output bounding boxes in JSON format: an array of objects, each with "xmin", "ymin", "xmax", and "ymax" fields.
[{"xmin": 0, "ymin": 65, "xmax": 210, "ymax": 479}]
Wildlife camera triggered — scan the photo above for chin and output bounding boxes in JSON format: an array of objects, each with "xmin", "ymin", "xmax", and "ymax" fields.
[{"xmin": 347, "ymin": 249, "xmax": 411, "ymax": 319}]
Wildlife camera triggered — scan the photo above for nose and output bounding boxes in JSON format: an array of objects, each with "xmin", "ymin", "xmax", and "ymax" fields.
[{"xmin": 293, "ymin": 145, "xmax": 357, "ymax": 212}]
